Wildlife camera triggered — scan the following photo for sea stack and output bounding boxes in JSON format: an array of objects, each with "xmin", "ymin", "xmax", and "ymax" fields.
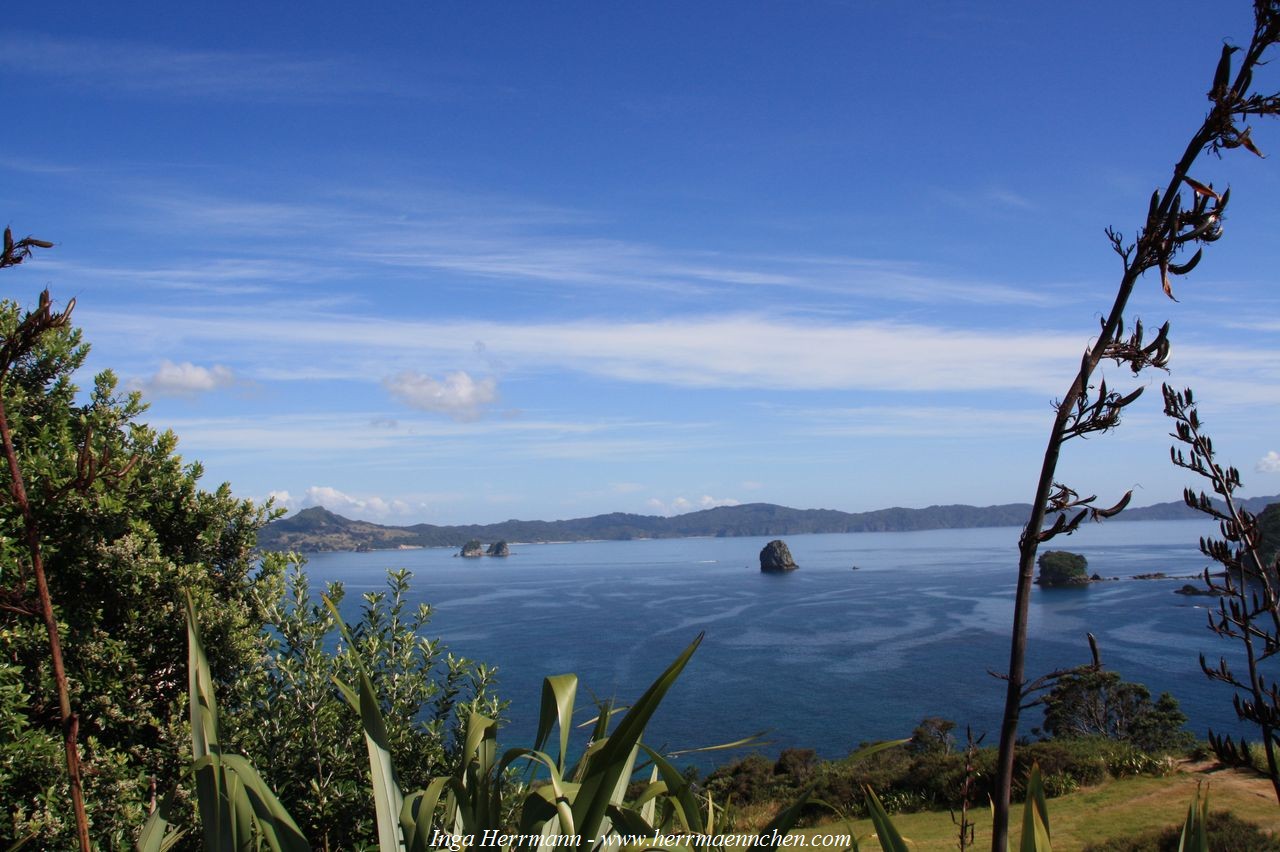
[
  {"xmin": 759, "ymin": 539, "xmax": 798, "ymax": 573},
  {"xmin": 486, "ymin": 540, "xmax": 510, "ymax": 557},
  {"xmin": 459, "ymin": 539, "xmax": 483, "ymax": 557}
]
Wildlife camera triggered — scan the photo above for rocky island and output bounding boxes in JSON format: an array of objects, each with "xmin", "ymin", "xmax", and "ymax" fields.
[
  {"xmin": 760, "ymin": 539, "xmax": 798, "ymax": 573},
  {"xmin": 1035, "ymin": 550, "xmax": 1090, "ymax": 587},
  {"xmin": 458, "ymin": 539, "xmax": 511, "ymax": 558}
]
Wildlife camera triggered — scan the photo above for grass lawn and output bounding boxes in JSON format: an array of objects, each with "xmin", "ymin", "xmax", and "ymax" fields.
[{"xmin": 791, "ymin": 762, "xmax": 1280, "ymax": 851}]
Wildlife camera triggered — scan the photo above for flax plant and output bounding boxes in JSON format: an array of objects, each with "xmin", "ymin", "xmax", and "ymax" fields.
[
  {"xmin": 992, "ymin": 4, "xmax": 1280, "ymax": 847},
  {"xmin": 1163, "ymin": 384, "xmax": 1280, "ymax": 802}
]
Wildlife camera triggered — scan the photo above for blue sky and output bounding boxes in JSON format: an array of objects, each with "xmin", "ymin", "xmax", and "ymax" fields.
[{"xmin": 4, "ymin": 0, "xmax": 1280, "ymax": 525}]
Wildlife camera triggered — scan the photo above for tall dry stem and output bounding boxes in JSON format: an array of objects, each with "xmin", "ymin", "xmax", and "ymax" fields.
[{"xmin": 990, "ymin": 5, "xmax": 1280, "ymax": 848}]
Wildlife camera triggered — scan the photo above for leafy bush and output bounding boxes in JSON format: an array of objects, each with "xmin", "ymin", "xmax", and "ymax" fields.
[{"xmin": 227, "ymin": 559, "xmax": 502, "ymax": 850}]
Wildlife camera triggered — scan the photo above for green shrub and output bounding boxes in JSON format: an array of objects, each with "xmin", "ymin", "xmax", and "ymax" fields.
[{"xmin": 227, "ymin": 559, "xmax": 502, "ymax": 850}]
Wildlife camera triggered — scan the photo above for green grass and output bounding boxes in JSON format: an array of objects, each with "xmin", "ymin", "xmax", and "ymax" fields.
[{"xmin": 791, "ymin": 764, "xmax": 1280, "ymax": 851}]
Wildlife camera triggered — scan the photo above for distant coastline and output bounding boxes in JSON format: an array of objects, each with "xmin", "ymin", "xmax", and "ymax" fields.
[{"xmin": 258, "ymin": 495, "xmax": 1280, "ymax": 553}]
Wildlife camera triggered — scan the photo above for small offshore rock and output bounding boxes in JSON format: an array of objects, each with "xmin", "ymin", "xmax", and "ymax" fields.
[
  {"xmin": 760, "ymin": 539, "xmax": 798, "ymax": 573},
  {"xmin": 459, "ymin": 539, "xmax": 484, "ymax": 558},
  {"xmin": 1175, "ymin": 583, "xmax": 1226, "ymax": 597},
  {"xmin": 487, "ymin": 540, "xmax": 510, "ymax": 557}
]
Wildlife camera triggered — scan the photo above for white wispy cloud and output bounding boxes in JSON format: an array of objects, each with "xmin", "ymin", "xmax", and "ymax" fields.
[
  {"xmin": 71, "ymin": 184, "xmax": 1052, "ymax": 306},
  {"xmin": 1, "ymin": 33, "xmax": 398, "ymax": 101},
  {"xmin": 775, "ymin": 404, "xmax": 1053, "ymax": 438},
  {"xmin": 132, "ymin": 360, "xmax": 235, "ymax": 397},
  {"xmin": 43, "ymin": 257, "xmax": 334, "ymax": 296},
  {"xmin": 87, "ymin": 309, "xmax": 1088, "ymax": 394},
  {"xmin": 1258, "ymin": 451, "xmax": 1280, "ymax": 473},
  {"xmin": 352, "ymin": 237, "xmax": 1052, "ymax": 305},
  {"xmin": 148, "ymin": 412, "xmax": 689, "ymax": 464},
  {"xmin": 384, "ymin": 370, "xmax": 498, "ymax": 420}
]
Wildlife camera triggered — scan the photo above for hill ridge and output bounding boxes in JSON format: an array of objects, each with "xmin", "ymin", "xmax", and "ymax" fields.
[{"xmin": 258, "ymin": 495, "xmax": 1280, "ymax": 553}]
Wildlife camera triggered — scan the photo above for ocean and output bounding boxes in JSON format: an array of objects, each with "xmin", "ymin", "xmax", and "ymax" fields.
[{"xmin": 303, "ymin": 519, "xmax": 1255, "ymax": 766}]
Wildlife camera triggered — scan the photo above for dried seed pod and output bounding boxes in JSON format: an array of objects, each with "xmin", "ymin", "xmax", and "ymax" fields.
[
  {"xmin": 1184, "ymin": 175, "xmax": 1220, "ymax": 200},
  {"xmin": 1213, "ymin": 43, "xmax": 1235, "ymax": 94},
  {"xmin": 1169, "ymin": 247, "xmax": 1203, "ymax": 275}
]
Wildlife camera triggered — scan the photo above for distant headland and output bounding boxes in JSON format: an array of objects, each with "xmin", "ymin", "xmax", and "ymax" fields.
[{"xmin": 257, "ymin": 495, "xmax": 1280, "ymax": 553}]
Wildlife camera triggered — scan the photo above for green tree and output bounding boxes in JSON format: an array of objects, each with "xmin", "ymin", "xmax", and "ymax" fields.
[
  {"xmin": 0, "ymin": 291, "xmax": 280, "ymax": 848},
  {"xmin": 1041, "ymin": 667, "xmax": 1194, "ymax": 754},
  {"xmin": 907, "ymin": 716, "xmax": 957, "ymax": 755}
]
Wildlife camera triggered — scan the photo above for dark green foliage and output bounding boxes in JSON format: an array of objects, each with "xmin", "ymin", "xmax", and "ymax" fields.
[
  {"xmin": 227, "ymin": 560, "xmax": 502, "ymax": 850},
  {"xmin": 0, "ymin": 298, "xmax": 279, "ymax": 847},
  {"xmin": 0, "ymin": 661, "xmax": 64, "ymax": 842},
  {"xmin": 1082, "ymin": 810, "xmax": 1280, "ymax": 851},
  {"xmin": 704, "ymin": 753, "xmax": 777, "ymax": 805},
  {"xmin": 1037, "ymin": 550, "xmax": 1089, "ymax": 586},
  {"xmin": 1042, "ymin": 668, "xmax": 1195, "ymax": 753}
]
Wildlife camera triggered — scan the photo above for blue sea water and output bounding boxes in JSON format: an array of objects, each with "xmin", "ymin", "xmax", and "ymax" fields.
[{"xmin": 303, "ymin": 519, "xmax": 1255, "ymax": 766}]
